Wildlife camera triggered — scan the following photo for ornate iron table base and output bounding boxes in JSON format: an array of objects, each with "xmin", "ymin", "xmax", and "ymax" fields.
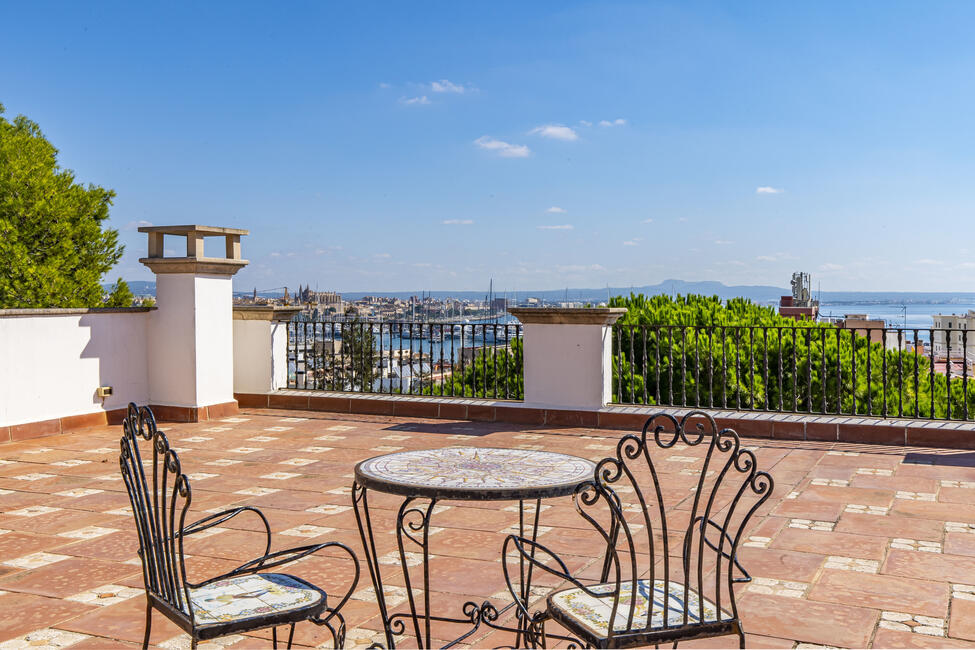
[
  {"xmin": 350, "ymin": 447, "xmax": 595, "ymax": 649},
  {"xmin": 352, "ymin": 486, "xmax": 580, "ymax": 649}
]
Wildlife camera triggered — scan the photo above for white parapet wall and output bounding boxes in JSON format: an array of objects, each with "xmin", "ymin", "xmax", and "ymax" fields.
[
  {"xmin": 0, "ymin": 309, "xmax": 151, "ymax": 427},
  {"xmin": 233, "ymin": 306, "xmax": 300, "ymax": 394}
]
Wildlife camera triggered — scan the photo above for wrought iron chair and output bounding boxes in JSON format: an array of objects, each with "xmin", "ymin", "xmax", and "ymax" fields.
[
  {"xmin": 119, "ymin": 403, "xmax": 359, "ymax": 649},
  {"xmin": 503, "ymin": 411, "xmax": 773, "ymax": 648}
]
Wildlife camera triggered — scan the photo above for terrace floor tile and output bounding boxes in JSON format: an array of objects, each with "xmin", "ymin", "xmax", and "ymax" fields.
[
  {"xmin": 807, "ymin": 568, "xmax": 948, "ymax": 618},
  {"xmin": 737, "ymin": 592, "xmax": 878, "ymax": 648},
  {"xmin": 769, "ymin": 527, "xmax": 889, "ymax": 561},
  {"xmin": 3, "ymin": 407, "xmax": 975, "ymax": 647},
  {"xmin": 0, "ymin": 556, "xmax": 139, "ymax": 599}
]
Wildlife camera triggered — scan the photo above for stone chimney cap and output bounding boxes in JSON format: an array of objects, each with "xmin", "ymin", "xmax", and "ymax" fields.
[
  {"xmin": 139, "ymin": 223, "xmax": 249, "ymax": 276},
  {"xmin": 138, "ymin": 225, "xmax": 249, "ymax": 236}
]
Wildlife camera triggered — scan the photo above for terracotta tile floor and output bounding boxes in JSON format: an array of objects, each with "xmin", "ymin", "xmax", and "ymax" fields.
[{"xmin": 1, "ymin": 408, "xmax": 975, "ymax": 648}]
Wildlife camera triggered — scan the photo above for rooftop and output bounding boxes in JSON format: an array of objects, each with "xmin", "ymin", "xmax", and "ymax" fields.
[{"xmin": 1, "ymin": 410, "xmax": 975, "ymax": 648}]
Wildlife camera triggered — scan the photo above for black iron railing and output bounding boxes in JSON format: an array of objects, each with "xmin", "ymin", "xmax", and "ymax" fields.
[
  {"xmin": 612, "ymin": 324, "xmax": 975, "ymax": 421},
  {"xmin": 287, "ymin": 319, "xmax": 524, "ymax": 400}
]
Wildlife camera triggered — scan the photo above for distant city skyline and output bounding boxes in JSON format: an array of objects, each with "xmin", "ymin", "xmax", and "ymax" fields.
[{"xmin": 3, "ymin": 2, "xmax": 975, "ymax": 292}]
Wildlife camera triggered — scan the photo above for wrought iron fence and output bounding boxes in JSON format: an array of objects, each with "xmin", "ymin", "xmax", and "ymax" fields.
[
  {"xmin": 287, "ymin": 319, "xmax": 524, "ymax": 400},
  {"xmin": 612, "ymin": 324, "xmax": 975, "ymax": 421}
]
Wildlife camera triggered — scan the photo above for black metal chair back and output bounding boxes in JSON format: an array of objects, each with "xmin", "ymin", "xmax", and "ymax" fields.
[
  {"xmin": 571, "ymin": 411, "xmax": 773, "ymax": 645},
  {"xmin": 119, "ymin": 403, "xmax": 195, "ymax": 625}
]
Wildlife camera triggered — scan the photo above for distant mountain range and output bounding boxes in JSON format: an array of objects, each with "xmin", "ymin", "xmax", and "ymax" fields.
[{"xmin": 108, "ymin": 279, "xmax": 975, "ymax": 305}]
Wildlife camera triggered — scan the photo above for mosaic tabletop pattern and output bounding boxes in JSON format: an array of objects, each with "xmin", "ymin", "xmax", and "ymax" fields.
[{"xmin": 355, "ymin": 446, "xmax": 596, "ymax": 499}]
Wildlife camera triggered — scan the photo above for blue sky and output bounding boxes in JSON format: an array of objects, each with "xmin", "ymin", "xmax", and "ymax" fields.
[{"xmin": 3, "ymin": 1, "xmax": 975, "ymax": 293}]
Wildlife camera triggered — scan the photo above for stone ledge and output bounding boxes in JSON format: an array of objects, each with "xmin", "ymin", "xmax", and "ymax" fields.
[
  {"xmin": 138, "ymin": 224, "xmax": 249, "ymax": 235},
  {"xmin": 233, "ymin": 306, "xmax": 302, "ymax": 321},
  {"xmin": 234, "ymin": 391, "xmax": 975, "ymax": 450},
  {"xmin": 0, "ymin": 307, "xmax": 154, "ymax": 317},
  {"xmin": 508, "ymin": 307, "xmax": 627, "ymax": 325},
  {"xmin": 139, "ymin": 257, "xmax": 249, "ymax": 275}
]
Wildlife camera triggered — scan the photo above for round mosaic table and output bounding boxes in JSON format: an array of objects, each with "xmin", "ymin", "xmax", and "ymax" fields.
[
  {"xmin": 354, "ymin": 446, "xmax": 596, "ymax": 501},
  {"xmin": 351, "ymin": 447, "xmax": 596, "ymax": 649}
]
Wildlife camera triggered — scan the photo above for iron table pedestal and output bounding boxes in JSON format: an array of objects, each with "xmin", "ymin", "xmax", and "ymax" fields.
[{"xmin": 351, "ymin": 446, "xmax": 596, "ymax": 649}]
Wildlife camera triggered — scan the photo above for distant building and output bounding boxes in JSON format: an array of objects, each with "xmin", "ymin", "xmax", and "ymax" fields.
[
  {"xmin": 836, "ymin": 314, "xmax": 886, "ymax": 345},
  {"xmin": 299, "ymin": 286, "xmax": 342, "ymax": 308},
  {"xmin": 932, "ymin": 310, "xmax": 975, "ymax": 362},
  {"xmin": 778, "ymin": 271, "xmax": 819, "ymax": 321},
  {"xmin": 490, "ymin": 297, "xmax": 508, "ymax": 313}
]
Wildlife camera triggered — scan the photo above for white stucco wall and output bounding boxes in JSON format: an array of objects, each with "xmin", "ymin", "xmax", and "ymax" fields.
[
  {"xmin": 193, "ymin": 276, "xmax": 234, "ymax": 406},
  {"xmin": 521, "ymin": 322, "xmax": 612, "ymax": 409},
  {"xmin": 148, "ymin": 273, "xmax": 196, "ymax": 406},
  {"xmin": 0, "ymin": 311, "xmax": 149, "ymax": 427},
  {"xmin": 233, "ymin": 319, "xmax": 290, "ymax": 394},
  {"xmin": 148, "ymin": 274, "xmax": 235, "ymax": 407}
]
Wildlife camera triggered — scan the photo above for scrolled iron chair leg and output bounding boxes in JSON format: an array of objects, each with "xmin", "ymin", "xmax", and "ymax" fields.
[
  {"xmin": 332, "ymin": 614, "xmax": 347, "ymax": 649},
  {"xmin": 142, "ymin": 601, "xmax": 152, "ymax": 649}
]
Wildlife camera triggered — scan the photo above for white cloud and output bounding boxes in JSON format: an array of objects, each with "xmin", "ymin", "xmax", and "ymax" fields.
[
  {"xmin": 714, "ymin": 239, "xmax": 734, "ymax": 245},
  {"xmin": 529, "ymin": 124, "xmax": 578, "ymax": 141},
  {"xmin": 537, "ymin": 224, "xmax": 574, "ymax": 230},
  {"xmin": 442, "ymin": 219, "xmax": 474, "ymax": 225},
  {"xmin": 374, "ymin": 253, "xmax": 392, "ymax": 259},
  {"xmin": 756, "ymin": 252, "xmax": 797, "ymax": 262},
  {"xmin": 270, "ymin": 252, "xmax": 281, "ymax": 257},
  {"xmin": 431, "ymin": 79, "xmax": 473, "ymax": 94},
  {"xmin": 819, "ymin": 263, "xmax": 843, "ymax": 271},
  {"xmin": 599, "ymin": 118, "xmax": 626, "ymax": 127},
  {"xmin": 642, "ymin": 218, "xmax": 654, "ymax": 224},
  {"xmin": 474, "ymin": 136, "xmax": 531, "ymax": 158},
  {"xmin": 546, "ymin": 206, "xmax": 566, "ymax": 214},
  {"xmin": 756, "ymin": 186, "xmax": 783, "ymax": 194},
  {"xmin": 579, "ymin": 120, "xmax": 593, "ymax": 127},
  {"xmin": 400, "ymin": 95, "xmax": 431, "ymax": 105},
  {"xmin": 124, "ymin": 219, "xmax": 153, "ymax": 230},
  {"xmin": 623, "ymin": 240, "xmax": 639, "ymax": 246},
  {"xmin": 677, "ymin": 217, "xmax": 689, "ymax": 223},
  {"xmin": 378, "ymin": 82, "xmax": 391, "ymax": 89},
  {"xmin": 557, "ymin": 263, "xmax": 605, "ymax": 273}
]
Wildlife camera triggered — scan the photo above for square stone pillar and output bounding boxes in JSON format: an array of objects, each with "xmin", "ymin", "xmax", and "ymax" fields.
[
  {"xmin": 508, "ymin": 308, "xmax": 627, "ymax": 410},
  {"xmin": 139, "ymin": 225, "xmax": 249, "ymax": 420},
  {"xmin": 232, "ymin": 306, "xmax": 301, "ymax": 394}
]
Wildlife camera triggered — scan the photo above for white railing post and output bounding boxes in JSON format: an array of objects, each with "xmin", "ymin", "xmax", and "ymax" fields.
[{"xmin": 508, "ymin": 308, "xmax": 626, "ymax": 409}]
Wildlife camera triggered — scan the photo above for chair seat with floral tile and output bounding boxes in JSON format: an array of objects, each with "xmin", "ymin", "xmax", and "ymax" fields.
[
  {"xmin": 548, "ymin": 579, "xmax": 733, "ymax": 639},
  {"xmin": 190, "ymin": 574, "xmax": 325, "ymax": 628}
]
